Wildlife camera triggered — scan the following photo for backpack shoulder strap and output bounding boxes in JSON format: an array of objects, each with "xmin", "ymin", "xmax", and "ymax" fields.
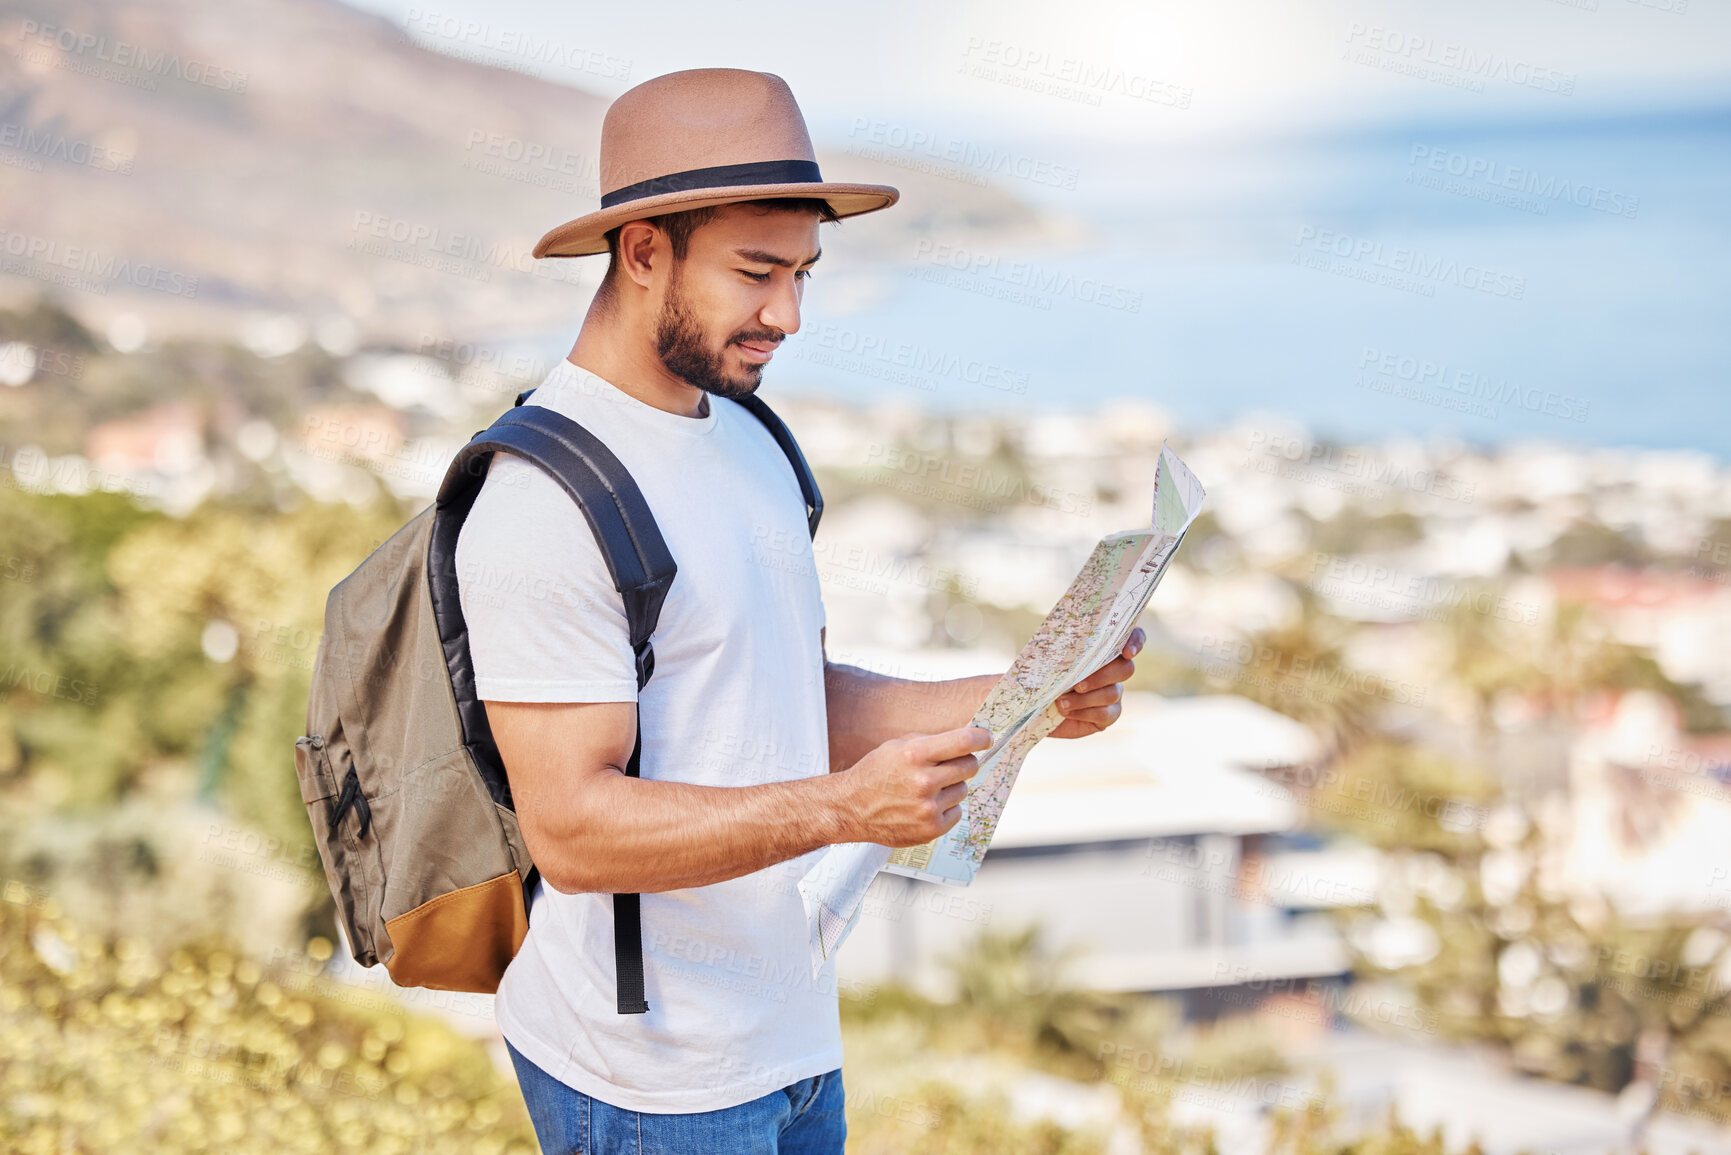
[
  {"xmin": 431, "ymin": 400, "xmax": 673, "ymax": 1016},
  {"xmin": 516, "ymin": 386, "xmax": 824, "ymax": 537},
  {"xmin": 436, "ymin": 403, "xmax": 676, "ymax": 689}
]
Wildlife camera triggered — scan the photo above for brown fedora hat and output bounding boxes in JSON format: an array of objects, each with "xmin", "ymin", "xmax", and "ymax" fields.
[{"xmin": 532, "ymin": 68, "xmax": 899, "ymax": 259}]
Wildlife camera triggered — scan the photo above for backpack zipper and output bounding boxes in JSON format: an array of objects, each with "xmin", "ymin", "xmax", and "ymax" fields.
[{"xmin": 327, "ymin": 762, "xmax": 372, "ymax": 840}]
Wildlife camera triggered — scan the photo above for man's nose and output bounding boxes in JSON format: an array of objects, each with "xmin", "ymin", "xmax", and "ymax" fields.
[{"xmin": 760, "ymin": 275, "xmax": 802, "ymax": 336}]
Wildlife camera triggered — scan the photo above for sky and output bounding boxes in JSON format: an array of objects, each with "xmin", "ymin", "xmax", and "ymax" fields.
[{"xmin": 345, "ymin": 0, "xmax": 1731, "ymax": 142}]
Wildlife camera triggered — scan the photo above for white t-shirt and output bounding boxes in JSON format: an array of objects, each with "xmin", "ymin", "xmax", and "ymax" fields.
[{"xmin": 454, "ymin": 357, "xmax": 841, "ymax": 1113}]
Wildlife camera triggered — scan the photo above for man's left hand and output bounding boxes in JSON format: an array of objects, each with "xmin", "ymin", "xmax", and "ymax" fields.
[{"xmin": 1050, "ymin": 627, "xmax": 1144, "ymax": 739}]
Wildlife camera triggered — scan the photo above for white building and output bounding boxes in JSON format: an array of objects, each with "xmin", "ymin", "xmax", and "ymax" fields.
[{"xmin": 838, "ymin": 692, "xmax": 1351, "ymax": 999}]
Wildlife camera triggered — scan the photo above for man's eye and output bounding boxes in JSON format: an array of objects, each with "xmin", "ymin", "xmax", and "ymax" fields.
[
  {"xmin": 741, "ymin": 270, "xmax": 770, "ymax": 282},
  {"xmin": 795, "ymin": 269, "xmax": 813, "ymax": 281}
]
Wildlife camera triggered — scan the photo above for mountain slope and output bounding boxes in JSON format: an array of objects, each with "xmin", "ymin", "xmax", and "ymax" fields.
[{"xmin": 0, "ymin": 0, "xmax": 1049, "ymax": 345}]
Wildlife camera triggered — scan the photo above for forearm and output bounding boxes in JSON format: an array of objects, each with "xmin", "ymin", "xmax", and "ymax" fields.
[
  {"xmin": 527, "ymin": 770, "xmax": 857, "ymax": 895},
  {"xmin": 824, "ymin": 660, "xmax": 1000, "ymax": 772}
]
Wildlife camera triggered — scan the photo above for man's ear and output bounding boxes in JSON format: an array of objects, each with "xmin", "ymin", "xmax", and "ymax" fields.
[{"xmin": 616, "ymin": 219, "xmax": 660, "ymax": 290}]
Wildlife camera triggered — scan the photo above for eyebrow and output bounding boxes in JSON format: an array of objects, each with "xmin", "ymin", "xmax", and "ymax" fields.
[{"xmin": 734, "ymin": 247, "xmax": 821, "ymax": 269}]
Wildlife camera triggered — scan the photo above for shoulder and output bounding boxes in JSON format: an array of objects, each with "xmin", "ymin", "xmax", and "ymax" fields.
[{"xmin": 454, "ymin": 449, "xmax": 598, "ymax": 571}]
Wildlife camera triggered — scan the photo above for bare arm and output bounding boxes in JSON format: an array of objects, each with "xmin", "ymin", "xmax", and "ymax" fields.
[
  {"xmin": 820, "ymin": 625, "xmax": 1147, "ymax": 771},
  {"xmin": 485, "ymin": 698, "xmax": 990, "ymax": 895},
  {"xmin": 822, "ymin": 635, "xmax": 997, "ymax": 773}
]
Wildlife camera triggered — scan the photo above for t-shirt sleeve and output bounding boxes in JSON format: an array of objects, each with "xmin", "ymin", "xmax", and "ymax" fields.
[{"xmin": 454, "ymin": 451, "xmax": 638, "ymax": 703}]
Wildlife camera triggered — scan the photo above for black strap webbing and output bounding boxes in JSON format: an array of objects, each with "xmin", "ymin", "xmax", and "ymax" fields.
[{"xmin": 612, "ymin": 647, "xmax": 653, "ymax": 1015}]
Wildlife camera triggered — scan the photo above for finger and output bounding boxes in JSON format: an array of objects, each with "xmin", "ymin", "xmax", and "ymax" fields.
[
  {"xmin": 931, "ymin": 753, "xmax": 982, "ymax": 788},
  {"xmin": 1062, "ymin": 702, "xmax": 1121, "ymax": 731},
  {"xmin": 906, "ymin": 724, "xmax": 992, "ymax": 763},
  {"xmin": 1071, "ymin": 653, "xmax": 1134, "ymax": 695},
  {"xmin": 934, "ymin": 781, "xmax": 968, "ymax": 809},
  {"xmin": 1123, "ymin": 627, "xmax": 1146, "ymax": 658},
  {"xmin": 1058, "ymin": 683, "xmax": 1123, "ymax": 714},
  {"xmin": 1048, "ymin": 719, "xmax": 1094, "ymax": 739}
]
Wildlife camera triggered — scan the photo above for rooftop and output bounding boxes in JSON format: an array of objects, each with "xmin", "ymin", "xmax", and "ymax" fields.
[{"xmin": 991, "ymin": 692, "xmax": 1319, "ymax": 849}]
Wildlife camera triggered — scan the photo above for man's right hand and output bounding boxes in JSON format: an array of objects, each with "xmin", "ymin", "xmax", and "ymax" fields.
[{"xmin": 837, "ymin": 725, "xmax": 993, "ymax": 847}]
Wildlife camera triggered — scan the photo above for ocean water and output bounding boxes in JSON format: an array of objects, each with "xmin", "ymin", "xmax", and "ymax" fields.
[{"xmin": 772, "ymin": 104, "xmax": 1731, "ymax": 458}]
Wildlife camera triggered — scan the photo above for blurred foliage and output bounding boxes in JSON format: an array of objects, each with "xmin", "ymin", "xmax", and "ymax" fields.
[
  {"xmin": 1199, "ymin": 604, "xmax": 1382, "ymax": 754},
  {"xmin": 845, "ymin": 1081, "xmax": 1108, "ymax": 1155},
  {"xmin": 1446, "ymin": 599, "xmax": 1724, "ymax": 737},
  {"xmin": 1265, "ymin": 1095, "xmax": 1478, "ymax": 1155},
  {"xmin": 0, "ymin": 895, "xmax": 536, "ymax": 1153},
  {"xmin": 812, "ymin": 427, "xmax": 1038, "ymax": 529},
  {"xmin": 1305, "ymin": 510, "xmax": 1424, "ymax": 558},
  {"xmin": 1175, "ymin": 509, "xmax": 1229, "ymax": 561},
  {"xmin": 0, "ymin": 295, "xmax": 100, "ymax": 354},
  {"xmin": 1123, "ymin": 633, "xmax": 1211, "ymax": 698},
  {"xmin": 842, "ymin": 924, "xmax": 1189, "ymax": 1152},
  {"xmin": 1305, "ymin": 739, "xmax": 1500, "ymax": 858},
  {"xmin": 1317, "ymin": 737, "xmax": 1731, "ymax": 1141},
  {"xmin": 0, "ymin": 481, "xmax": 405, "ymax": 912},
  {"xmin": 0, "ymin": 297, "xmax": 374, "ymax": 463},
  {"xmin": 943, "ymin": 924, "xmax": 1181, "ymax": 1082},
  {"xmin": 1250, "ymin": 561, "xmax": 1729, "ymax": 1141},
  {"xmin": 0, "ymin": 888, "xmax": 1512, "ymax": 1155},
  {"xmin": 1544, "ymin": 520, "xmax": 1651, "ymax": 569},
  {"xmin": 843, "ymin": 926, "xmax": 1477, "ymax": 1155}
]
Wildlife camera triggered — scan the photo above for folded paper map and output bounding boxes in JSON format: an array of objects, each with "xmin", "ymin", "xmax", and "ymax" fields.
[{"xmin": 799, "ymin": 443, "xmax": 1206, "ymax": 973}]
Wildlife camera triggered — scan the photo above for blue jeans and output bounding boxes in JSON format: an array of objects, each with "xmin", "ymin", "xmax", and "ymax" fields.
[{"xmin": 506, "ymin": 1040, "xmax": 847, "ymax": 1154}]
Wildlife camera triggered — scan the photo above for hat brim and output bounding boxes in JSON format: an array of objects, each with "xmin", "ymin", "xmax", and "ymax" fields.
[{"xmin": 532, "ymin": 182, "xmax": 900, "ymax": 258}]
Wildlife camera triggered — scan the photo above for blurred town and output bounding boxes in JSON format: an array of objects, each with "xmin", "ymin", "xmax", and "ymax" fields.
[{"xmin": 6, "ymin": 292, "xmax": 1731, "ymax": 1153}]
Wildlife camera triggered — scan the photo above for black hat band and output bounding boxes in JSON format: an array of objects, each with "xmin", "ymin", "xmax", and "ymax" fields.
[{"xmin": 599, "ymin": 159, "xmax": 825, "ymax": 209}]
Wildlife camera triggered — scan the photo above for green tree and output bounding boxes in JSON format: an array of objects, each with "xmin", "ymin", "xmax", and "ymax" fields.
[
  {"xmin": 1317, "ymin": 739, "xmax": 1731, "ymax": 1144},
  {"xmin": 0, "ymin": 485, "xmax": 404, "ymax": 937}
]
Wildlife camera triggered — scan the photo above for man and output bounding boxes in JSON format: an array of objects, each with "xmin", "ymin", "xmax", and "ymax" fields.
[{"xmin": 454, "ymin": 68, "xmax": 1144, "ymax": 1154}]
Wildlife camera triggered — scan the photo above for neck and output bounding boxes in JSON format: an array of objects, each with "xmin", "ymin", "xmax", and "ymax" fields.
[{"xmin": 568, "ymin": 295, "xmax": 710, "ymax": 419}]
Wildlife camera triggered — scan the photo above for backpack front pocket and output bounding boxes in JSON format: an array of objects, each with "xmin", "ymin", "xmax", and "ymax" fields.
[{"xmin": 295, "ymin": 733, "xmax": 382, "ymax": 966}]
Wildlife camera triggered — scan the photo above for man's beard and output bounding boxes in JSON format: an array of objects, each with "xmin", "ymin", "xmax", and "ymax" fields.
[{"xmin": 653, "ymin": 265, "xmax": 779, "ymax": 401}]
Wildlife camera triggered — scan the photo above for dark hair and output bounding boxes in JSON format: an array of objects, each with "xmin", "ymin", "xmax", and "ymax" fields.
[{"xmin": 595, "ymin": 197, "xmax": 840, "ymax": 301}]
